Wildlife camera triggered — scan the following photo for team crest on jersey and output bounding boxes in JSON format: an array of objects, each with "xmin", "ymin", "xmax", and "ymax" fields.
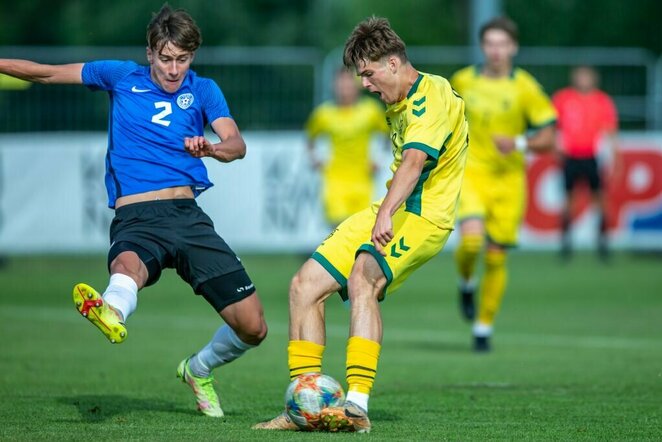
[{"xmin": 177, "ymin": 93, "xmax": 194, "ymax": 110}]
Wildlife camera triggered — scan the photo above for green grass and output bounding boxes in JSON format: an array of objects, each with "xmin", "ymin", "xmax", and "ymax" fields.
[{"xmin": 0, "ymin": 251, "xmax": 661, "ymax": 441}]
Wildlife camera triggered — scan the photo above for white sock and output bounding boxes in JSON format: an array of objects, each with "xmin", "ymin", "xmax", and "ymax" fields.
[
  {"xmin": 189, "ymin": 325, "xmax": 254, "ymax": 378},
  {"xmin": 459, "ymin": 278, "xmax": 477, "ymax": 291},
  {"xmin": 473, "ymin": 322, "xmax": 493, "ymax": 337},
  {"xmin": 345, "ymin": 391, "xmax": 369, "ymax": 412},
  {"xmin": 102, "ymin": 273, "xmax": 138, "ymax": 322}
]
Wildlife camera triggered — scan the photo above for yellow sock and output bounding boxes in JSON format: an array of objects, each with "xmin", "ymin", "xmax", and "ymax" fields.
[
  {"xmin": 346, "ymin": 336, "xmax": 381, "ymax": 395},
  {"xmin": 477, "ymin": 249, "xmax": 508, "ymax": 326},
  {"xmin": 455, "ymin": 234, "xmax": 484, "ymax": 280},
  {"xmin": 288, "ymin": 340, "xmax": 324, "ymax": 380}
]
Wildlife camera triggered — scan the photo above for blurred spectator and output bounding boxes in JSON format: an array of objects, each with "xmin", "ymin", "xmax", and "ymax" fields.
[{"xmin": 552, "ymin": 66, "xmax": 620, "ymax": 261}]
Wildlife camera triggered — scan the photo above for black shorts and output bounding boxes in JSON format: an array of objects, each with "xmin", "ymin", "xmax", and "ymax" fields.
[
  {"xmin": 107, "ymin": 199, "xmax": 255, "ymax": 311},
  {"xmin": 563, "ymin": 157, "xmax": 602, "ymax": 193}
]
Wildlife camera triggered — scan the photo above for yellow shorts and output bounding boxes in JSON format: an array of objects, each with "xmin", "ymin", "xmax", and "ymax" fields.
[
  {"xmin": 457, "ymin": 168, "xmax": 525, "ymax": 247},
  {"xmin": 323, "ymin": 178, "xmax": 372, "ymax": 226},
  {"xmin": 313, "ymin": 205, "xmax": 452, "ymax": 300}
]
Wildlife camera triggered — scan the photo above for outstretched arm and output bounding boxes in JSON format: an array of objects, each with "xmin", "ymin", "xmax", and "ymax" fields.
[
  {"xmin": 371, "ymin": 148, "xmax": 427, "ymax": 256},
  {"xmin": 184, "ymin": 117, "xmax": 247, "ymax": 163},
  {"xmin": 493, "ymin": 125, "xmax": 556, "ymax": 155},
  {"xmin": 0, "ymin": 59, "xmax": 83, "ymax": 84}
]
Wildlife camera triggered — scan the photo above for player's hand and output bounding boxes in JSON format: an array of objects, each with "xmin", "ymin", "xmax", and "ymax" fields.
[
  {"xmin": 185, "ymin": 136, "xmax": 215, "ymax": 158},
  {"xmin": 371, "ymin": 211, "xmax": 394, "ymax": 256},
  {"xmin": 492, "ymin": 135, "xmax": 516, "ymax": 155}
]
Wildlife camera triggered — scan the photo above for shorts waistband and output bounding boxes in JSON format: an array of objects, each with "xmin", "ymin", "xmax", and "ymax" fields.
[{"xmin": 115, "ymin": 198, "xmax": 197, "ymax": 214}]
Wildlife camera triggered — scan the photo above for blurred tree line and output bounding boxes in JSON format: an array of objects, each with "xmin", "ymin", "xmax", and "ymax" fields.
[
  {"xmin": 1, "ymin": 0, "xmax": 659, "ymax": 132},
  {"xmin": 1, "ymin": 0, "xmax": 660, "ymax": 54}
]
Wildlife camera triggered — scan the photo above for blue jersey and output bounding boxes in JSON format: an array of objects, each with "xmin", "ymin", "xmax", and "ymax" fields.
[{"xmin": 82, "ymin": 60, "xmax": 232, "ymax": 207}]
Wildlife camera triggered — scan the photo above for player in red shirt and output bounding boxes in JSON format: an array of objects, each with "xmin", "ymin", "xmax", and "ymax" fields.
[{"xmin": 552, "ymin": 65, "xmax": 620, "ymax": 260}]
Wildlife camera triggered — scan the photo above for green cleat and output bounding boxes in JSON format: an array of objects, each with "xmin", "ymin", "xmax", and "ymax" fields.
[
  {"xmin": 177, "ymin": 357, "xmax": 224, "ymax": 417},
  {"xmin": 73, "ymin": 283, "xmax": 127, "ymax": 344}
]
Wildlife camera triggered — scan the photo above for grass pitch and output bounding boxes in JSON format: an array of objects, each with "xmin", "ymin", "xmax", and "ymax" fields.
[{"xmin": 0, "ymin": 251, "xmax": 660, "ymax": 441}]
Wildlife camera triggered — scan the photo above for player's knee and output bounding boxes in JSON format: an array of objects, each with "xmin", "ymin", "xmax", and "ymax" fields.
[
  {"xmin": 485, "ymin": 248, "xmax": 507, "ymax": 268},
  {"xmin": 459, "ymin": 234, "xmax": 484, "ymax": 255},
  {"xmin": 232, "ymin": 312, "xmax": 268, "ymax": 345},
  {"xmin": 241, "ymin": 320, "xmax": 268, "ymax": 346},
  {"xmin": 347, "ymin": 272, "xmax": 385, "ymax": 303},
  {"xmin": 110, "ymin": 252, "xmax": 149, "ymax": 286},
  {"xmin": 289, "ymin": 271, "xmax": 304, "ymax": 298},
  {"xmin": 289, "ymin": 271, "xmax": 317, "ymax": 309}
]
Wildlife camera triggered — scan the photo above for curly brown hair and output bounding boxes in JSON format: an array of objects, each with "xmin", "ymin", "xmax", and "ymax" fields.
[{"xmin": 343, "ymin": 16, "xmax": 408, "ymax": 70}]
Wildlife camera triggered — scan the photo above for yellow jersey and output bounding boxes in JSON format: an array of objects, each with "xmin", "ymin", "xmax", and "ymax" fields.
[
  {"xmin": 451, "ymin": 66, "xmax": 556, "ymax": 174},
  {"xmin": 382, "ymin": 72, "xmax": 468, "ymax": 230},
  {"xmin": 0, "ymin": 74, "xmax": 31, "ymax": 90},
  {"xmin": 305, "ymin": 97, "xmax": 388, "ymax": 182}
]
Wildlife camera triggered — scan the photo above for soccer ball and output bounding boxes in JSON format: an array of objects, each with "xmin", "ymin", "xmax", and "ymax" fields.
[{"xmin": 285, "ymin": 373, "xmax": 345, "ymax": 430}]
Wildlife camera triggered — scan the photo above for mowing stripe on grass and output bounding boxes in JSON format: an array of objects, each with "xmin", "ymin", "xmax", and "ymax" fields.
[{"xmin": 2, "ymin": 304, "xmax": 660, "ymax": 351}]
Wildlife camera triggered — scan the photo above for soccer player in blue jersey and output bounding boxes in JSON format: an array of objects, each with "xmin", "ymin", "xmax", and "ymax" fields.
[{"xmin": 0, "ymin": 4, "xmax": 267, "ymax": 418}]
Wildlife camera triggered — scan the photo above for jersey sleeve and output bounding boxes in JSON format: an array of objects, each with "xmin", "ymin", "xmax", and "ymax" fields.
[
  {"xmin": 304, "ymin": 105, "xmax": 325, "ymax": 138},
  {"xmin": 199, "ymin": 79, "xmax": 232, "ymax": 124},
  {"xmin": 449, "ymin": 69, "xmax": 468, "ymax": 97},
  {"xmin": 601, "ymin": 93, "xmax": 619, "ymax": 131},
  {"xmin": 551, "ymin": 89, "xmax": 567, "ymax": 128},
  {"xmin": 402, "ymin": 89, "xmax": 452, "ymax": 160},
  {"xmin": 521, "ymin": 74, "xmax": 557, "ymax": 129},
  {"xmin": 81, "ymin": 60, "xmax": 137, "ymax": 91}
]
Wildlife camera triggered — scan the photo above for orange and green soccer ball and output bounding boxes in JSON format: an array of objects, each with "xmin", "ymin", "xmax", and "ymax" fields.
[{"xmin": 285, "ymin": 373, "xmax": 345, "ymax": 430}]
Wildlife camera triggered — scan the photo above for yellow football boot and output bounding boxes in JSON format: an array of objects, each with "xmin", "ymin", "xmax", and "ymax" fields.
[{"xmin": 73, "ymin": 283, "xmax": 127, "ymax": 344}]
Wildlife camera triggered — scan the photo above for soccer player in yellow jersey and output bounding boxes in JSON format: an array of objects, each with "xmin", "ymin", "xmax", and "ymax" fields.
[
  {"xmin": 451, "ymin": 17, "xmax": 556, "ymax": 352},
  {"xmin": 306, "ymin": 67, "xmax": 388, "ymax": 227},
  {"xmin": 254, "ymin": 16, "xmax": 468, "ymax": 433}
]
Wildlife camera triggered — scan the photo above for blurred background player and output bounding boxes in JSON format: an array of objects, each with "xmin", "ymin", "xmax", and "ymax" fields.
[
  {"xmin": 0, "ymin": 4, "xmax": 267, "ymax": 418},
  {"xmin": 305, "ymin": 67, "xmax": 388, "ymax": 229},
  {"xmin": 254, "ymin": 16, "xmax": 468, "ymax": 432},
  {"xmin": 552, "ymin": 65, "xmax": 620, "ymax": 261},
  {"xmin": 450, "ymin": 16, "xmax": 556, "ymax": 352}
]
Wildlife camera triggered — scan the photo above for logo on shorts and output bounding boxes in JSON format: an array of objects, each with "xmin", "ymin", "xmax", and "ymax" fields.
[
  {"xmin": 177, "ymin": 93, "xmax": 194, "ymax": 110},
  {"xmin": 390, "ymin": 237, "xmax": 410, "ymax": 258},
  {"xmin": 236, "ymin": 283, "xmax": 254, "ymax": 294}
]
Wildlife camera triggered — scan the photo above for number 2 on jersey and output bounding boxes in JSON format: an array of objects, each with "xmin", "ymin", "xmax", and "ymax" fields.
[{"xmin": 151, "ymin": 101, "xmax": 172, "ymax": 127}]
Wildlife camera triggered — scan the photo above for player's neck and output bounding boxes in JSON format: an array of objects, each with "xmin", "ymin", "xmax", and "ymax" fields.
[
  {"xmin": 399, "ymin": 65, "xmax": 420, "ymax": 101},
  {"xmin": 575, "ymin": 87, "xmax": 596, "ymax": 95},
  {"xmin": 482, "ymin": 63, "xmax": 512, "ymax": 79}
]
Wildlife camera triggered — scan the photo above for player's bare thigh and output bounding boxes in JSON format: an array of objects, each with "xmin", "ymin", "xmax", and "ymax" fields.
[
  {"xmin": 459, "ymin": 218, "xmax": 484, "ymax": 237},
  {"xmin": 347, "ymin": 252, "xmax": 386, "ymax": 341}
]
